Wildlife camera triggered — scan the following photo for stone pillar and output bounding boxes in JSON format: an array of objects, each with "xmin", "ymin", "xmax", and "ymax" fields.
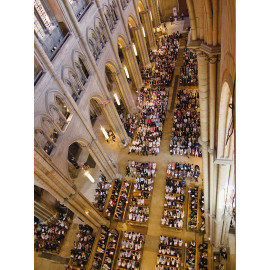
[
  {"xmin": 112, "ymin": 68, "xmax": 137, "ymax": 114},
  {"xmin": 35, "ymin": 36, "xmax": 118, "ymax": 181},
  {"xmin": 34, "ymin": 149, "xmax": 110, "ymax": 231},
  {"xmin": 34, "ymin": 199, "xmax": 57, "ymax": 223},
  {"xmin": 140, "ymin": 9, "xmax": 157, "ymax": 50},
  {"xmin": 131, "ymin": 25, "xmax": 151, "ymax": 68},
  {"xmin": 86, "ymin": 139, "xmax": 118, "ymax": 180},
  {"xmin": 148, "ymin": 0, "xmax": 161, "ymax": 27},
  {"xmin": 199, "ymin": 139, "xmax": 210, "ymax": 238},
  {"xmin": 208, "ymin": 55, "xmax": 218, "ymax": 244},
  {"xmin": 122, "ymin": 44, "xmax": 143, "ymax": 90},
  {"xmin": 61, "ymin": 0, "xmax": 113, "ymax": 101},
  {"xmin": 213, "ymin": 163, "xmax": 230, "ymax": 247},
  {"xmin": 197, "ymin": 51, "xmax": 210, "ymax": 239}
]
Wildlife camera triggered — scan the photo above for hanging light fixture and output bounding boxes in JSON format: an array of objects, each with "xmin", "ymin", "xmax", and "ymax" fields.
[
  {"xmin": 124, "ymin": 66, "xmax": 130, "ymax": 78},
  {"xmin": 114, "ymin": 93, "xmax": 120, "ymax": 106},
  {"xmin": 84, "ymin": 171, "xmax": 95, "ymax": 183},
  {"xmin": 133, "ymin": 43, "xmax": 138, "ymax": 56},
  {"xmin": 142, "ymin": 26, "xmax": 146, "ymax": 37},
  {"xmin": 101, "ymin": 126, "xmax": 109, "ymax": 140}
]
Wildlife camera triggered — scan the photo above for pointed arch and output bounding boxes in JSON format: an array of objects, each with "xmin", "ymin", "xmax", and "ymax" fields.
[
  {"xmin": 128, "ymin": 15, "xmax": 138, "ymax": 28},
  {"xmin": 118, "ymin": 34, "xmax": 128, "ymax": 48},
  {"xmin": 73, "ymin": 50, "xmax": 91, "ymax": 83},
  {"xmin": 62, "ymin": 66, "xmax": 84, "ymax": 101}
]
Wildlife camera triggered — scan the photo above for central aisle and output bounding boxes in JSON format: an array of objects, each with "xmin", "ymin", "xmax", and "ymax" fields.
[{"xmin": 115, "ymin": 35, "xmax": 203, "ymax": 269}]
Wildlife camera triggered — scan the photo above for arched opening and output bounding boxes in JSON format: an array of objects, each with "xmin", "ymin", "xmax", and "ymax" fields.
[
  {"xmin": 67, "ymin": 141, "xmax": 112, "ymax": 214},
  {"xmin": 105, "ymin": 62, "xmax": 129, "ymax": 122},
  {"xmin": 117, "ymin": 36, "xmax": 132, "ymax": 84}
]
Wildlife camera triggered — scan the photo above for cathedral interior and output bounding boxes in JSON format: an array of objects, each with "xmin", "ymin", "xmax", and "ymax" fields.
[{"xmin": 32, "ymin": 0, "xmax": 238, "ymax": 269}]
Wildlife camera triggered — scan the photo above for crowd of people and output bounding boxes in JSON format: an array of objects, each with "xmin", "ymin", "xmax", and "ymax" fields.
[
  {"xmin": 34, "ymin": 212, "xmax": 71, "ymax": 253},
  {"xmin": 113, "ymin": 181, "xmax": 130, "ymax": 222},
  {"xmin": 117, "ymin": 231, "xmax": 145, "ymax": 270},
  {"xmin": 126, "ymin": 161, "xmax": 157, "ymax": 178},
  {"xmin": 124, "ymin": 114, "xmax": 138, "ymax": 139},
  {"xmin": 92, "ymin": 226, "xmax": 119, "ymax": 270},
  {"xmin": 167, "ymin": 163, "xmax": 201, "ymax": 181},
  {"xmin": 69, "ymin": 225, "xmax": 95, "ymax": 269},
  {"xmin": 179, "ymin": 48, "xmax": 198, "ymax": 86},
  {"xmin": 199, "ymin": 191, "xmax": 206, "ymax": 233},
  {"xmin": 147, "ymin": 34, "xmax": 180, "ymax": 86},
  {"xmin": 161, "ymin": 178, "xmax": 185, "ymax": 229},
  {"xmin": 127, "ymin": 161, "xmax": 156, "ymax": 225},
  {"xmin": 187, "ymin": 187, "xmax": 199, "ymax": 231},
  {"xmin": 170, "ymin": 89, "xmax": 201, "ymax": 157},
  {"xmin": 185, "ymin": 241, "xmax": 197, "ymax": 269},
  {"xmin": 155, "ymin": 235, "xmax": 183, "ymax": 269},
  {"xmin": 105, "ymin": 179, "xmax": 122, "ymax": 219},
  {"xmin": 101, "ymin": 229, "xmax": 119, "ymax": 270},
  {"xmin": 93, "ymin": 172, "xmax": 111, "ymax": 213},
  {"xmin": 128, "ymin": 200, "xmax": 150, "ymax": 224},
  {"xmin": 128, "ymin": 88, "xmax": 168, "ymax": 155},
  {"xmin": 134, "ymin": 177, "xmax": 154, "ymax": 193},
  {"xmin": 198, "ymin": 242, "xmax": 209, "ymax": 270}
]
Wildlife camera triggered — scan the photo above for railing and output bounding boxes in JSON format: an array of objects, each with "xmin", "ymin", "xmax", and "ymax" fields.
[
  {"xmin": 50, "ymin": 32, "xmax": 71, "ymax": 61},
  {"xmin": 34, "ymin": 70, "xmax": 44, "ymax": 86},
  {"xmin": 77, "ymin": 1, "xmax": 94, "ymax": 22}
]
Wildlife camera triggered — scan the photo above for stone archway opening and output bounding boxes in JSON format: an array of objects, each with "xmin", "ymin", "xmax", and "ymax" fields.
[
  {"xmin": 67, "ymin": 141, "xmax": 112, "ymax": 213},
  {"xmin": 105, "ymin": 62, "xmax": 129, "ymax": 123},
  {"xmin": 128, "ymin": 16, "xmax": 141, "ymax": 66}
]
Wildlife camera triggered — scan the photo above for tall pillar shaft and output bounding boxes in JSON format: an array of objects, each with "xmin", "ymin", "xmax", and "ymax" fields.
[
  {"xmin": 35, "ymin": 150, "xmax": 110, "ymax": 231},
  {"xmin": 140, "ymin": 10, "xmax": 157, "ymax": 50},
  {"xmin": 122, "ymin": 44, "xmax": 143, "ymax": 90},
  {"xmin": 132, "ymin": 26, "xmax": 151, "ymax": 68},
  {"xmin": 148, "ymin": 0, "xmax": 161, "ymax": 27},
  {"xmin": 87, "ymin": 140, "xmax": 118, "ymax": 180},
  {"xmin": 197, "ymin": 51, "xmax": 210, "ymax": 239},
  {"xmin": 208, "ymin": 56, "xmax": 217, "ymax": 244},
  {"xmin": 112, "ymin": 69, "xmax": 137, "ymax": 114}
]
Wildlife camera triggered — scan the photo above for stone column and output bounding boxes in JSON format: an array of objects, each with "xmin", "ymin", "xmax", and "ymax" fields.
[
  {"xmin": 34, "ymin": 149, "xmax": 110, "ymax": 231},
  {"xmin": 86, "ymin": 139, "xmax": 118, "ymax": 180},
  {"xmin": 148, "ymin": 0, "xmax": 161, "ymax": 27},
  {"xmin": 35, "ymin": 36, "xmax": 118, "ymax": 181},
  {"xmin": 131, "ymin": 25, "xmax": 151, "ymax": 68},
  {"xmin": 112, "ymin": 68, "xmax": 137, "ymax": 114},
  {"xmin": 208, "ymin": 55, "xmax": 218, "ymax": 244},
  {"xmin": 140, "ymin": 9, "xmax": 157, "ymax": 50},
  {"xmin": 197, "ymin": 51, "xmax": 210, "ymax": 239},
  {"xmin": 61, "ymin": 0, "xmax": 112, "ymax": 101},
  {"xmin": 213, "ymin": 163, "xmax": 230, "ymax": 247},
  {"xmin": 122, "ymin": 44, "xmax": 143, "ymax": 90}
]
